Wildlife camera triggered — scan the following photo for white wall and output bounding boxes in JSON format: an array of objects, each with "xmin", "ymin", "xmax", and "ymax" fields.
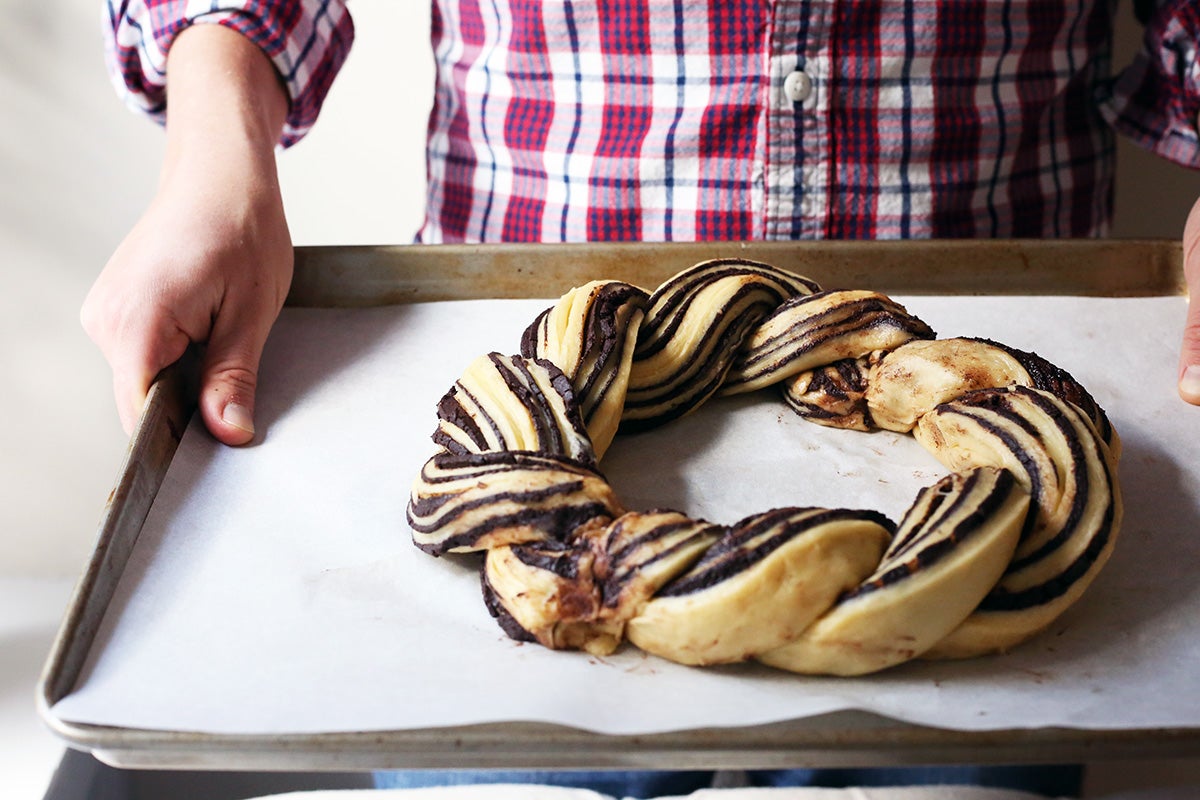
[
  {"xmin": 0, "ymin": 0, "xmax": 1196, "ymax": 579},
  {"xmin": 278, "ymin": 2, "xmax": 430, "ymax": 245},
  {"xmin": 1, "ymin": 0, "xmax": 157, "ymax": 578}
]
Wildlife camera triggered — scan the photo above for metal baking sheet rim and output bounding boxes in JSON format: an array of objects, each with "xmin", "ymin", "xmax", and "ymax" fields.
[{"xmin": 38, "ymin": 240, "xmax": 1199, "ymax": 770}]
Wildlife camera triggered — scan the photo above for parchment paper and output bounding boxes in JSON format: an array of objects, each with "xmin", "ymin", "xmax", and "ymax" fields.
[{"xmin": 52, "ymin": 295, "xmax": 1200, "ymax": 735}]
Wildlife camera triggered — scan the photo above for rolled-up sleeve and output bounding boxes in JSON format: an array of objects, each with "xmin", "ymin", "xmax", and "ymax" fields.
[
  {"xmin": 1100, "ymin": 0, "xmax": 1200, "ymax": 169},
  {"xmin": 104, "ymin": 0, "xmax": 355, "ymax": 147}
]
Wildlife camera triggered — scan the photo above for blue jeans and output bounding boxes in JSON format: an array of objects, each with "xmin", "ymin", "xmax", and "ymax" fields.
[
  {"xmin": 373, "ymin": 769, "xmax": 713, "ymax": 797},
  {"xmin": 374, "ymin": 764, "xmax": 1082, "ymax": 797}
]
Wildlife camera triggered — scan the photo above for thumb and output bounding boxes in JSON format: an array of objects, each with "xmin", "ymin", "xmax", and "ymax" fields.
[
  {"xmin": 1181, "ymin": 302, "xmax": 1200, "ymax": 405},
  {"xmin": 1180, "ymin": 197, "xmax": 1200, "ymax": 405},
  {"xmin": 198, "ymin": 312, "xmax": 274, "ymax": 446}
]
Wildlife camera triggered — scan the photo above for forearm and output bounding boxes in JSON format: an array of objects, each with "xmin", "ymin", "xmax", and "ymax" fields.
[{"xmin": 161, "ymin": 24, "xmax": 288, "ymax": 197}]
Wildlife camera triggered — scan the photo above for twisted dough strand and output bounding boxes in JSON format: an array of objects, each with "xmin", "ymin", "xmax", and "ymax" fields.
[
  {"xmin": 759, "ymin": 467, "xmax": 1030, "ymax": 675},
  {"xmin": 434, "ymin": 353, "xmax": 595, "ymax": 465},
  {"xmin": 408, "ymin": 258, "xmax": 1122, "ymax": 675},
  {"xmin": 520, "ymin": 281, "xmax": 648, "ymax": 459},
  {"xmin": 722, "ymin": 289, "xmax": 935, "ymax": 394},
  {"xmin": 619, "ymin": 259, "xmax": 820, "ymax": 431},
  {"xmin": 915, "ymin": 386, "xmax": 1122, "ymax": 658},
  {"xmin": 409, "ymin": 451, "xmax": 620, "ymax": 556}
]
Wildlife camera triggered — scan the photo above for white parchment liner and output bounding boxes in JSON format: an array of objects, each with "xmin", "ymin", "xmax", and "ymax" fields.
[{"xmin": 53, "ymin": 296, "xmax": 1200, "ymax": 736}]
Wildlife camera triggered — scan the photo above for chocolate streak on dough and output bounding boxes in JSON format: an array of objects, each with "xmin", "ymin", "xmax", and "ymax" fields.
[
  {"xmin": 481, "ymin": 567, "xmax": 538, "ymax": 643},
  {"xmin": 620, "ymin": 287, "xmax": 783, "ymax": 431},
  {"xmin": 975, "ymin": 337, "xmax": 1115, "ymax": 447},
  {"xmin": 433, "ymin": 385, "xmax": 494, "ymax": 454},
  {"xmin": 408, "ymin": 451, "xmax": 617, "ymax": 554},
  {"xmin": 946, "ymin": 389, "xmax": 1083, "ymax": 562},
  {"xmin": 496, "ymin": 354, "xmax": 561, "ymax": 453},
  {"xmin": 520, "ymin": 307, "xmax": 552, "ymax": 361},
  {"xmin": 413, "ymin": 450, "xmax": 597, "ymax": 485},
  {"xmin": 634, "ymin": 259, "xmax": 819, "ymax": 359},
  {"xmin": 600, "ymin": 514, "xmax": 725, "ymax": 607},
  {"xmin": 786, "ymin": 358, "xmax": 875, "ymax": 428},
  {"xmin": 521, "ymin": 282, "xmax": 650, "ymax": 441},
  {"xmin": 509, "ymin": 540, "xmax": 592, "ymax": 580},
  {"xmin": 981, "ymin": 500, "xmax": 1115, "ymax": 611},
  {"xmin": 931, "ymin": 388, "xmax": 1116, "ymax": 611},
  {"xmin": 842, "ymin": 469, "xmax": 1017, "ymax": 601},
  {"xmin": 410, "ymin": 494, "xmax": 612, "ymax": 556},
  {"xmin": 487, "ymin": 354, "xmax": 594, "ymax": 465},
  {"xmin": 558, "ymin": 284, "xmax": 648, "ymax": 406},
  {"xmin": 885, "ymin": 471, "xmax": 985, "ymax": 559},
  {"xmin": 1005, "ymin": 391, "xmax": 1090, "ymax": 570},
  {"xmin": 619, "ymin": 261, "xmax": 819, "ymax": 430},
  {"xmin": 606, "ymin": 516, "xmax": 712, "ymax": 561},
  {"xmin": 934, "ymin": 391, "xmax": 1047, "ymax": 544},
  {"xmin": 658, "ymin": 508, "xmax": 894, "ymax": 598},
  {"xmin": 483, "ymin": 542, "xmax": 604, "ymax": 643},
  {"xmin": 632, "ymin": 283, "xmax": 773, "ymax": 385},
  {"xmin": 732, "ymin": 292, "xmax": 935, "ymax": 380}
]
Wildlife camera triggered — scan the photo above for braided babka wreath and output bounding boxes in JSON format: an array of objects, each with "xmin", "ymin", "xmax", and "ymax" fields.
[{"xmin": 407, "ymin": 259, "xmax": 1122, "ymax": 676}]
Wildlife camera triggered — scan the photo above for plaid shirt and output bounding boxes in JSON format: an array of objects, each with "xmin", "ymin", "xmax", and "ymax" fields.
[{"xmin": 105, "ymin": 0, "xmax": 1200, "ymax": 242}]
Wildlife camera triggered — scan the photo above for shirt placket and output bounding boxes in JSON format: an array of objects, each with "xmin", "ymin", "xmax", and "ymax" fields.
[{"xmin": 764, "ymin": 0, "xmax": 832, "ymax": 240}]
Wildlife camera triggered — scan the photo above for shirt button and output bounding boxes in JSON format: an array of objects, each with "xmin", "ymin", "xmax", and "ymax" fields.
[{"xmin": 783, "ymin": 70, "xmax": 813, "ymax": 103}]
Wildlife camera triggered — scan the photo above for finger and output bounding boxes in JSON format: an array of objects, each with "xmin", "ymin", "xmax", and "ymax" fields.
[
  {"xmin": 111, "ymin": 363, "xmax": 158, "ymax": 435},
  {"xmin": 1180, "ymin": 198, "xmax": 1200, "ymax": 405},
  {"xmin": 196, "ymin": 303, "xmax": 277, "ymax": 446},
  {"xmin": 1179, "ymin": 304, "xmax": 1200, "ymax": 405},
  {"xmin": 91, "ymin": 309, "xmax": 194, "ymax": 436},
  {"xmin": 1180, "ymin": 253, "xmax": 1200, "ymax": 405}
]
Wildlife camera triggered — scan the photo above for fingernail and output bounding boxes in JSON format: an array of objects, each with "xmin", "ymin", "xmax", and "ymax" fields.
[
  {"xmin": 1181, "ymin": 366, "xmax": 1200, "ymax": 402},
  {"xmin": 1180, "ymin": 369, "xmax": 1200, "ymax": 407},
  {"xmin": 222, "ymin": 402, "xmax": 255, "ymax": 434}
]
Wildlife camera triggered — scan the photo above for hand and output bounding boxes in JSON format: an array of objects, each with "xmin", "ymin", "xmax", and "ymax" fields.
[
  {"xmin": 1181, "ymin": 196, "xmax": 1200, "ymax": 405},
  {"xmin": 81, "ymin": 157, "xmax": 292, "ymax": 444},
  {"xmin": 81, "ymin": 24, "xmax": 291, "ymax": 444}
]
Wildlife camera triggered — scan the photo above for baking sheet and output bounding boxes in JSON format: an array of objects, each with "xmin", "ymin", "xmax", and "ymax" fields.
[{"xmin": 50, "ymin": 294, "xmax": 1200, "ymax": 737}]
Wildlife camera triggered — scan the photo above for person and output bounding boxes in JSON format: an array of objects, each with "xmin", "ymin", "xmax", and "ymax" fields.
[
  {"xmin": 84, "ymin": 0, "xmax": 1200, "ymax": 448},
  {"xmin": 81, "ymin": 1, "xmax": 1197, "ymax": 797}
]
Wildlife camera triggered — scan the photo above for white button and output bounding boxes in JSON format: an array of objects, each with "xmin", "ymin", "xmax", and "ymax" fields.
[{"xmin": 783, "ymin": 70, "xmax": 813, "ymax": 103}]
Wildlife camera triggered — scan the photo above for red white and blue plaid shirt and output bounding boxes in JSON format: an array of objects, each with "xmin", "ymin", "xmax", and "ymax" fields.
[{"xmin": 104, "ymin": 0, "xmax": 1200, "ymax": 242}]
